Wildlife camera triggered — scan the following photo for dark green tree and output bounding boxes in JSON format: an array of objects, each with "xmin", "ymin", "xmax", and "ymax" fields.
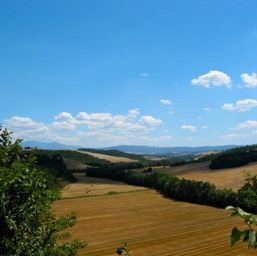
[
  {"xmin": 237, "ymin": 172, "xmax": 257, "ymax": 213},
  {"xmin": 0, "ymin": 126, "xmax": 86, "ymax": 255}
]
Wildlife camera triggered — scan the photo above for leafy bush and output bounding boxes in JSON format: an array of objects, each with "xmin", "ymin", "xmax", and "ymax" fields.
[{"xmin": 0, "ymin": 126, "xmax": 86, "ymax": 255}]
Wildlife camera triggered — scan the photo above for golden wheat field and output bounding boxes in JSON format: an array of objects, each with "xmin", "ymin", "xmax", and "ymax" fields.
[
  {"xmin": 75, "ymin": 150, "xmax": 138, "ymax": 163},
  {"xmin": 55, "ymin": 168, "xmax": 257, "ymax": 256},
  {"xmin": 155, "ymin": 161, "xmax": 257, "ymax": 191}
]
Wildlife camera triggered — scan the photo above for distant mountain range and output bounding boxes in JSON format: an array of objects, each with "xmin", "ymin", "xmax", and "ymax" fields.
[
  {"xmin": 21, "ymin": 140, "xmax": 80, "ymax": 150},
  {"xmin": 21, "ymin": 140, "xmax": 239, "ymax": 155},
  {"xmin": 103, "ymin": 145, "xmax": 239, "ymax": 155}
]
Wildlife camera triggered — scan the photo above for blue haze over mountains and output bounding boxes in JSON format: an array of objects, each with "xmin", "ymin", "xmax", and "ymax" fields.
[{"xmin": 21, "ymin": 140, "xmax": 238, "ymax": 155}]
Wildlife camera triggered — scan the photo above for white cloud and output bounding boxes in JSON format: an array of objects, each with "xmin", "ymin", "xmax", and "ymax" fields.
[
  {"xmin": 235, "ymin": 120, "xmax": 257, "ymax": 130},
  {"xmin": 241, "ymin": 73, "xmax": 257, "ymax": 88},
  {"xmin": 127, "ymin": 108, "xmax": 140, "ymax": 119},
  {"xmin": 3, "ymin": 110, "xmax": 165, "ymax": 147},
  {"xmin": 139, "ymin": 116, "xmax": 163, "ymax": 126},
  {"xmin": 221, "ymin": 134, "xmax": 249, "ymax": 140},
  {"xmin": 54, "ymin": 112, "xmax": 73, "ymax": 120},
  {"xmin": 52, "ymin": 121, "xmax": 76, "ymax": 130},
  {"xmin": 204, "ymin": 107, "xmax": 211, "ymax": 112},
  {"xmin": 135, "ymin": 135, "xmax": 172, "ymax": 143},
  {"xmin": 202, "ymin": 126, "xmax": 208, "ymax": 129},
  {"xmin": 181, "ymin": 125, "xmax": 197, "ymax": 132},
  {"xmin": 191, "ymin": 70, "xmax": 232, "ymax": 88},
  {"xmin": 3, "ymin": 116, "xmax": 53, "ymax": 142},
  {"xmin": 160, "ymin": 99, "xmax": 172, "ymax": 105},
  {"xmin": 76, "ymin": 112, "xmax": 113, "ymax": 122},
  {"xmin": 140, "ymin": 73, "xmax": 149, "ymax": 77},
  {"xmin": 222, "ymin": 103, "xmax": 234, "ymax": 111},
  {"xmin": 222, "ymin": 99, "xmax": 257, "ymax": 112},
  {"xmin": 4, "ymin": 116, "xmax": 49, "ymax": 132}
]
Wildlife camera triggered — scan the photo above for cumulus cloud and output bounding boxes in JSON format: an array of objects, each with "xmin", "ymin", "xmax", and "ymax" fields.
[
  {"xmin": 160, "ymin": 99, "xmax": 172, "ymax": 105},
  {"xmin": 127, "ymin": 108, "xmax": 140, "ymax": 119},
  {"xmin": 222, "ymin": 99, "xmax": 257, "ymax": 112},
  {"xmin": 4, "ymin": 116, "xmax": 49, "ymax": 132},
  {"xmin": 139, "ymin": 116, "xmax": 163, "ymax": 126},
  {"xmin": 181, "ymin": 125, "xmax": 197, "ymax": 132},
  {"xmin": 52, "ymin": 121, "xmax": 76, "ymax": 130},
  {"xmin": 204, "ymin": 107, "xmax": 211, "ymax": 112},
  {"xmin": 3, "ymin": 116, "xmax": 54, "ymax": 142},
  {"xmin": 241, "ymin": 73, "xmax": 257, "ymax": 88},
  {"xmin": 54, "ymin": 112, "xmax": 73, "ymax": 120},
  {"xmin": 235, "ymin": 120, "xmax": 257, "ymax": 130},
  {"xmin": 3, "ymin": 110, "xmax": 165, "ymax": 147},
  {"xmin": 191, "ymin": 70, "xmax": 232, "ymax": 88}
]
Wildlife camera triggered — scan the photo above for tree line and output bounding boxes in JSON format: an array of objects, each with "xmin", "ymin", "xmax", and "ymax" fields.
[
  {"xmin": 85, "ymin": 164, "xmax": 238, "ymax": 209},
  {"xmin": 85, "ymin": 162, "xmax": 257, "ymax": 213},
  {"xmin": 209, "ymin": 145, "xmax": 257, "ymax": 169}
]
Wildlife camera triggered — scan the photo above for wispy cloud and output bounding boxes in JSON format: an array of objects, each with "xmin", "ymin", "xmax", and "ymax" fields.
[
  {"xmin": 235, "ymin": 120, "xmax": 257, "ymax": 130},
  {"xmin": 221, "ymin": 133, "xmax": 249, "ymax": 140},
  {"xmin": 160, "ymin": 99, "xmax": 172, "ymax": 105},
  {"xmin": 241, "ymin": 73, "xmax": 257, "ymax": 88},
  {"xmin": 181, "ymin": 125, "xmax": 197, "ymax": 132},
  {"xmin": 191, "ymin": 70, "xmax": 232, "ymax": 89},
  {"xmin": 222, "ymin": 99, "xmax": 257, "ymax": 112},
  {"xmin": 140, "ymin": 73, "xmax": 149, "ymax": 77}
]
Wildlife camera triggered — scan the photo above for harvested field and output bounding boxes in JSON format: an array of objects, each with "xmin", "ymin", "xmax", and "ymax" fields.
[
  {"xmin": 76, "ymin": 150, "xmax": 138, "ymax": 163},
  {"xmin": 154, "ymin": 161, "xmax": 257, "ymax": 191},
  {"xmin": 56, "ymin": 161, "xmax": 257, "ymax": 255},
  {"xmin": 55, "ymin": 185, "xmax": 255, "ymax": 256},
  {"xmin": 62, "ymin": 173, "xmax": 147, "ymax": 198}
]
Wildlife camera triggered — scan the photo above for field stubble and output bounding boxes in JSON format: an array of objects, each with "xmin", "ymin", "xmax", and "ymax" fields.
[{"xmin": 55, "ymin": 173, "xmax": 257, "ymax": 256}]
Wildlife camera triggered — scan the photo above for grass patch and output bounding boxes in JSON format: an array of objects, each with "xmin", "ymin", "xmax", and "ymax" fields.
[{"xmin": 61, "ymin": 188, "xmax": 150, "ymax": 200}]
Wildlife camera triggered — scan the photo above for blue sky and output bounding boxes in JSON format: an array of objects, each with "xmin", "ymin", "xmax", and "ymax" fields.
[{"xmin": 1, "ymin": 0, "xmax": 257, "ymax": 147}]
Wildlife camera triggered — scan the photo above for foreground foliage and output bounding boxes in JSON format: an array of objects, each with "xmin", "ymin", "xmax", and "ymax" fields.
[
  {"xmin": 226, "ymin": 206, "xmax": 257, "ymax": 249},
  {"xmin": 0, "ymin": 126, "xmax": 86, "ymax": 255},
  {"xmin": 116, "ymin": 242, "xmax": 130, "ymax": 256},
  {"xmin": 226, "ymin": 172, "xmax": 257, "ymax": 251}
]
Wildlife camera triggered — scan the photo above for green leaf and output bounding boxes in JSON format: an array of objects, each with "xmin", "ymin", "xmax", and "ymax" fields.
[
  {"xmin": 231, "ymin": 227, "xmax": 242, "ymax": 246},
  {"xmin": 248, "ymin": 230, "xmax": 256, "ymax": 248},
  {"xmin": 237, "ymin": 207, "xmax": 247, "ymax": 217},
  {"xmin": 242, "ymin": 229, "xmax": 249, "ymax": 242},
  {"xmin": 117, "ymin": 248, "xmax": 123, "ymax": 255},
  {"xmin": 226, "ymin": 206, "xmax": 236, "ymax": 211}
]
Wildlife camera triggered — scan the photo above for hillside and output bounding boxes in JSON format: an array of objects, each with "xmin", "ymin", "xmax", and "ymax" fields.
[
  {"xmin": 55, "ymin": 188, "xmax": 254, "ymax": 256},
  {"xmin": 151, "ymin": 161, "xmax": 257, "ymax": 191},
  {"xmin": 75, "ymin": 150, "xmax": 139, "ymax": 163}
]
